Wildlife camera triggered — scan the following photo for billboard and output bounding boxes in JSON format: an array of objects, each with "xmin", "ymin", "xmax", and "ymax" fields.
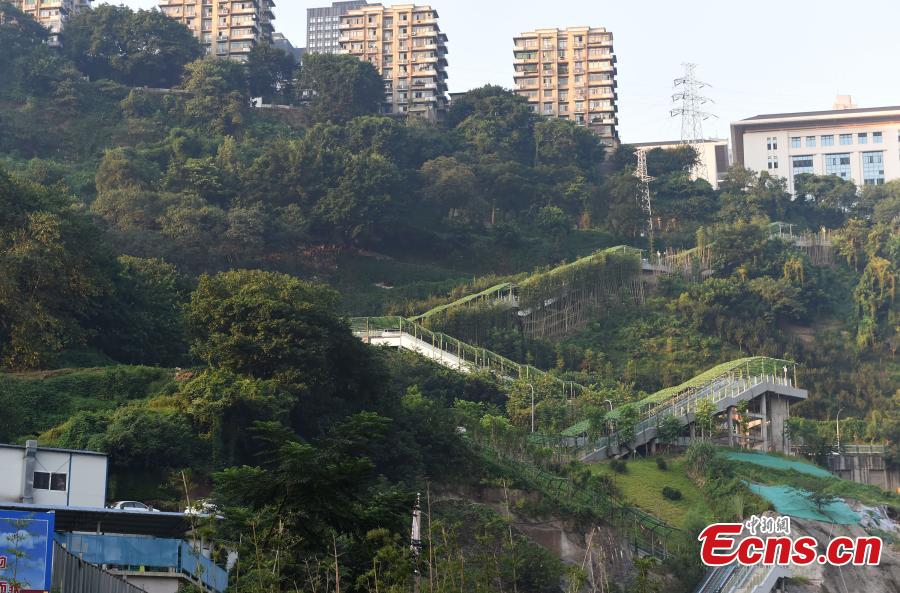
[{"xmin": 0, "ymin": 511, "xmax": 54, "ymax": 593}]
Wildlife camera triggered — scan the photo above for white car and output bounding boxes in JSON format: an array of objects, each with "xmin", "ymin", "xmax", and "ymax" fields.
[
  {"xmin": 109, "ymin": 501, "xmax": 159, "ymax": 512},
  {"xmin": 184, "ymin": 501, "xmax": 220, "ymax": 516}
]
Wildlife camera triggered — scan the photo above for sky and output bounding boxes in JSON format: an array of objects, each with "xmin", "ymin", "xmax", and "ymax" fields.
[{"xmin": 120, "ymin": 0, "xmax": 900, "ymax": 143}]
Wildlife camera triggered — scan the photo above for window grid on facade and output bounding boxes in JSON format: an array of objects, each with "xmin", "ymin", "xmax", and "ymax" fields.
[
  {"xmin": 840, "ymin": 133, "xmax": 853, "ymax": 145},
  {"xmin": 821, "ymin": 135, "xmax": 834, "ymax": 147},
  {"xmin": 862, "ymin": 151, "xmax": 885, "ymax": 185},
  {"xmin": 806, "ymin": 136, "xmax": 816, "ymax": 148},
  {"xmin": 824, "ymin": 153, "xmax": 851, "ymax": 179},
  {"xmin": 767, "ymin": 155, "xmax": 779, "ymax": 170},
  {"xmin": 791, "ymin": 155, "xmax": 815, "ymax": 176},
  {"xmin": 790, "ymin": 136, "xmax": 801, "ymax": 149}
]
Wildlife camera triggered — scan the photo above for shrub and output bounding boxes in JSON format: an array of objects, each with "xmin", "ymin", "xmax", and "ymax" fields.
[
  {"xmin": 610, "ymin": 459, "xmax": 628, "ymax": 474},
  {"xmin": 662, "ymin": 486, "xmax": 683, "ymax": 501},
  {"xmin": 655, "ymin": 456, "xmax": 668, "ymax": 470}
]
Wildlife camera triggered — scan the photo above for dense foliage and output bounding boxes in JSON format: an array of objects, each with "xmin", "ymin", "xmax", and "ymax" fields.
[{"xmin": 0, "ymin": 8, "xmax": 897, "ymax": 592}]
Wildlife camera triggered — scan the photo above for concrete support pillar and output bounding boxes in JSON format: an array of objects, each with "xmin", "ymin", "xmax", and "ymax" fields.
[
  {"xmin": 769, "ymin": 395, "xmax": 790, "ymax": 453},
  {"xmin": 690, "ymin": 423, "xmax": 696, "ymax": 441},
  {"xmin": 760, "ymin": 393, "xmax": 768, "ymax": 452},
  {"xmin": 727, "ymin": 406, "xmax": 735, "ymax": 448}
]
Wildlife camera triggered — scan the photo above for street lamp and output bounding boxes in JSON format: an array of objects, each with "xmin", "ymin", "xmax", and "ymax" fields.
[
  {"xmin": 836, "ymin": 407, "xmax": 845, "ymax": 446},
  {"xmin": 528, "ymin": 384, "xmax": 535, "ymax": 433}
]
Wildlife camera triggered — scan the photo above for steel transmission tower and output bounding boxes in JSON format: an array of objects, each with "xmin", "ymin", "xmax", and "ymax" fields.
[
  {"xmin": 634, "ymin": 148, "xmax": 655, "ymax": 256},
  {"xmin": 671, "ymin": 63, "xmax": 716, "ymax": 181}
]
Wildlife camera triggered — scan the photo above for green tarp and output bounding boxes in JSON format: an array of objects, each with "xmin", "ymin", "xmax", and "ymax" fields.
[
  {"xmin": 724, "ymin": 451, "xmax": 833, "ymax": 478},
  {"xmin": 747, "ymin": 483, "xmax": 860, "ymax": 524}
]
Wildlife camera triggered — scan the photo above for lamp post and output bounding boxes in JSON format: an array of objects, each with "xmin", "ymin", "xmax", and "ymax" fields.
[
  {"xmin": 836, "ymin": 407, "xmax": 845, "ymax": 447},
  {"xmin": 604, "ymin": 399, "xmax": 614, "ymax": 437},
  {"xmin": 528, "ymin": 384, "xmax": 535, "ymax": 433}
]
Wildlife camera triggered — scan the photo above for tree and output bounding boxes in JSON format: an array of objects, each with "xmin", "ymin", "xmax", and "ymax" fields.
[
  {"xmin": 455, "ymin": 88, "xmax": 536, "ymax": 163},
  {"xmin": 181, "ymin": 57, "xmax": 249, "ymax": 134},
  {"xmin": 0, "ymin": 169, "xmax": 116, "ymax": 369},
  {"xmin": 187, "ymin": 270, "xmax": 386, "ymax": 435},
  {"xmin": 297, "ymin": 53, "xmax": 383, "ymax": 123},
  {"xmin": 92, "ymin": 256, "xmax": 190, "ymax": 366},
  {"xmin": 657, "ymin": 414, "xmax": 683, "ymax": 452},
  {"xmin": 694, "ymin": 397, "xmax": 717, "ymax": 439},
  {"xmin": 246, "ymin": 43, "xmax": 297, "ymax": 104},
  {"xmin": 419, "ymin": 156, "xmax": 483, "ymax": 224},
  {"xmin": 62, "ymin": 5, "xmax": 202, "ymax": 87}
]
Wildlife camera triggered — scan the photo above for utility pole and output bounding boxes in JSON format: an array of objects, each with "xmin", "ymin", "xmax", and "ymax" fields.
[
  {"xmin": 410, "ymin": 493, "xmax": 422, "ymax": 593},
  {"xmin": 670, "ymin": 63, "xmax": 716, "ymax": 182},
  {"xmin": 633, "ymin": 147, "xmax": 655, "ymax": 255}
]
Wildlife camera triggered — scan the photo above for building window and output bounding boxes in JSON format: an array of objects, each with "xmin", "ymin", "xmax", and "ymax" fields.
[
  {"xmin": 858, "ymin": 132, "xmax": 868, "ymax": 145},
  {"xmin": 873, "ymin": 131, "xmax": 883, "ymax": 144},
  {"xmin": 790, "ymin": 136, "xmax": 801, "ymax": 149},
  {"xmin": 767, "ymin": 136, "xmax": 778, "ymax": 151},
  {"xmin": 862, "ymin": 151, "xmax": 885, "ymax": 185},
  {"xmin": 824, "ymin": 153, "xmax": 851, "ymax": 179},
  {"xmin": 806, "ymin": 136, "xmax": 816, "ymax": 148},
  {"xmin": 767, "ymin": 155, "xmax": 779, "ymax": 170},
  {"xmin": 791, "ymin": 155, "xmax": 815, "ymax": 176},
  {"xmin": 839, "ymin": 133, "xmax": 852, "ymax": 145},
  {"xmin": 33, "ymin": 471, "xmax": 67, "ymax": 491},
  {"xmin": 821, "ymin": 135, "xmax": 834, "ymax": 147}
]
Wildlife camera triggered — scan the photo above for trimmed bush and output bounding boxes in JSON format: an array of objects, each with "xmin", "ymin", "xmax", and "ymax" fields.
[
  {"xmin": 662, "ymin": 486, "xmax": 683, "ymax": 501},
  {"xmin": 610, "ymin": 459, "xmax": 628, "ymax": 474},
  {"xmin": 655, "ymin": 456, "xmax": 668, "ymax": 470}
]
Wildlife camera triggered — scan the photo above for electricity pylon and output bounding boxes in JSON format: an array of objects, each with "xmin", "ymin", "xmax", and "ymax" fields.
[
  {"xmin": 634, "ymin": 147, "xmax": 655, "ymax": 256},
  {"xmin": 671, "ymin": 63, "xmax": 716, "ymax": 182}
]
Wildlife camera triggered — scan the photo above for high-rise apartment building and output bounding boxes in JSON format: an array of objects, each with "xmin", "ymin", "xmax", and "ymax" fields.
[
  {"xmin": 11, "ymin": 0, "xmax": 91, "ymax": 46},
  {"xmin": 158, "ymin": 0, "xmax": 275, "ymax": 62},
  {"xmin": 513, "ymin": 27, "xmax": 618, "ymax": 145},
  {"xmin": 339, "ymin": 4, "xmax": 449, "ymax": 120},
  {"xmin": 307, "ymin": 0, "xmax": 367, "ymax": 54}
]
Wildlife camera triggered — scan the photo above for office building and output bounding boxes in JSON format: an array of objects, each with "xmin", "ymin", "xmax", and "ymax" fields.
[
  {"xmin": 514, "ymin": 27, "xmax": 618, "ymax": 145},
  {"xmin": 158, "ymin": 0, "xmax": 276, "ymax": 62},
  {"xmin": 10, "ymin": 0, "xmax": 91, "ymax": 46},
  {"xmin": 631, "ymin": 139, "xmax": 730, "ymax": 190},
  {"xmin": 339, "ymin": 4, "xmax": 449, "ymax": 120},
  {"xmin": 307, "ymin": 0, "xmax": 367, "ymax": 54},
  {"xmin": 272, "ymin": 32, "xmax": 304, "ymax": 61},
  {"xmin": 731, "ymin": 99, "xmax": 900, "ymax": 193},
  {"xmin": 0, "ymin": 441, "xmax": 107, "ymax": 508}
]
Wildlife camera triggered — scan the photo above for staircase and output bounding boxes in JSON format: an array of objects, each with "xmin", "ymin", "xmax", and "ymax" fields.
[
  {"xmin": 695, "ymin": 563, "xmax": 788, "ymax": 593},
  {"xmin": 351, "ymin": 316, "xmax": 585, "ymax": 397},
  {"xmin": 574, "ymin": 358, "xmax": 807, "ymax": 461}
]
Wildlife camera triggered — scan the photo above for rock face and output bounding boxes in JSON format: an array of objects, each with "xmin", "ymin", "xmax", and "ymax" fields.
[{"xmin": 781, "ymin": 516, "xmax": 900, "ymax": 593}]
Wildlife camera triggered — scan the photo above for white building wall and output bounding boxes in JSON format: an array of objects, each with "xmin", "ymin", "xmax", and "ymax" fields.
[
  {"xmin": 0, "ymin": 445, "xmax": 107, "ymax": 508},
  {"xmin": 0, "ymin": 447, "xmax": 25, "ymax": 502},
  {"xmin": 741, "ymin": 123, "xmax": 900, "ymax": 193}
]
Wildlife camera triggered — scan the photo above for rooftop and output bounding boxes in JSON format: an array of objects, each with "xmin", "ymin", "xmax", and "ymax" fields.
[
  {"xmin": 0, "ymin": 442, "xmax": 107, "ymax": 457},
  {"xmin": 738, "ymin": 105, "xmax": 900, "ymax": 122},
  {"xmin": 629, "ymin": 138, "xmax": 727, "ymax": 147}
]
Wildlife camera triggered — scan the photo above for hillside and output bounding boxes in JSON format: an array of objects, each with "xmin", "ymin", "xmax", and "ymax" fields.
[{"xmin": 0, "ymin": 4, "xmax": 898, "ymax": 593}]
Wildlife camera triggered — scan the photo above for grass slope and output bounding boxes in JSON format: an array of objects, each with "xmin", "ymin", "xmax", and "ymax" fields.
[{"xmin": 589, "ymin": 456, "xmax": 710, "ymax": 528}]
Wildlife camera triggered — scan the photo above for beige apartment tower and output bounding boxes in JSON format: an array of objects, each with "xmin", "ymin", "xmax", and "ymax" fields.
[
  {"xmin": 12, "ymin": 0, "xmax": 91, "ymax": 45},
  {"xmin": 159, "ymin": 0, "xmax": 275, "ymax": 62},
  {"xmin": 339, "ymin": 4, "xmax": 448, "ymax": 120},
  {"xmin": 514, "ymin": 27, "xmax": 618, "ymax": 145}
]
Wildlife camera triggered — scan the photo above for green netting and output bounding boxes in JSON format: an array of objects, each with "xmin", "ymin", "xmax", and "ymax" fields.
[
  {"xmin": 724, "ymin": 451, "xmax": 833, "ymax": 478},
  {"xmin": 634, "ymin": 357, "xmax": 795, "ymax": 409},
  {"xmin": 410, "ymin": 282, "xmax": 514, "ymax": 322},
  {"xmin": 747, "ymin": 483, "xmax": 860, "ymax": 524}
]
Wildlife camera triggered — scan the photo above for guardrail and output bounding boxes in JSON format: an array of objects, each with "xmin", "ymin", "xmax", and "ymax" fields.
[
  {"xmin": 56, "ymin": 533, "xmax": 228, "ymax": 593},
  {"xmin": 351, "ymin": 316, "xmax": 586, "ymax": 398},
  {"xmin": 467, "ymin": 437, "xmax": 680, "ymax": 560},
  {"xmin": 52, "ymin": 543, "xmax": 148, "ymax": 593}
]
